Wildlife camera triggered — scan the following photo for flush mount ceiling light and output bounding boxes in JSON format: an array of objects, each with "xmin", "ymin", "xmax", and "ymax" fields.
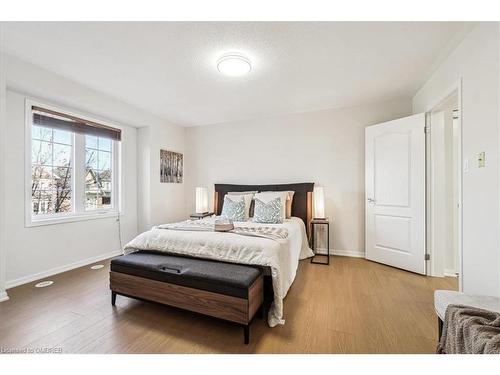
[{"xmin": 216, "ymin": 54, "xmax": 252, "ymax": 77}]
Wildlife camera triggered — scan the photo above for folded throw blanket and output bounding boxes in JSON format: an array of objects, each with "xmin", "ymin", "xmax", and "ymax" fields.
[
  {"xmin": 157, "ymin": 220, "xmax": 289, "ymax": 241},
  {"xmin": 437, "ymin": 304, "xmax": 500, "ymax": 354}
]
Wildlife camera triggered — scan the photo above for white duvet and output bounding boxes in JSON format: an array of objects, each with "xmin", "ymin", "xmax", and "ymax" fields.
[{"xmin": 124, "ymin": 217, "xmax": 314, "ymax": 327}]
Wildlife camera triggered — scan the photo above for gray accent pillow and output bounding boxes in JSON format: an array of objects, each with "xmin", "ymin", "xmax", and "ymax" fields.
[
  {"xmin": 220, "ymin": 195, "xmax": 246, "ymax": 222},
  {"xmin": 253, "ymin": 197, "xmax": 283, "ymax": 224}
]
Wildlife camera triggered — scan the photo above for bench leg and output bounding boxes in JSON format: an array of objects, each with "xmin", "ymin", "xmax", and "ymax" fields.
[
  {"xmin": 438, "ymin": 317, "xmax": 443, "ymax": 341},
  {"xmin": 111, "ymin": 291, "xmax": 117, "ymax": 306},
  {"xmin": 243, "ymin": 325, "xmax": 249, "ymax": 345}
]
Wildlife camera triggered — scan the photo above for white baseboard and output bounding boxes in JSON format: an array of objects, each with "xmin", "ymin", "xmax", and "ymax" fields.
[
  {"xmin": 6, "ymin": 249, "xmax": 122, "ymax": 289},
  {"xmin": 0, "ymin": 290, "xmax": 9, "ymax": 302},
  {"xmin": 314, "ymin": 248, "xmax": 365, "ymax": 258},
  {"xmin": 444, "ymin": 269, "xmax": 459, "ymax": 278},
  {"xmin": 5, "ymin": 247, "xmax": 365, "ymax": 290}
]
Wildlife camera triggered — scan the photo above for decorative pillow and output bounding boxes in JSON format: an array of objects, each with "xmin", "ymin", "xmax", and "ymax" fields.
[
  {"xmin": 253, "ymin": 197, "xmax": 284, "ymax": 224},
  {"xmin": 254, "ymin": 191, "xmax": 288, "ymax": 221},
  {"xmin": 227, "ymin": 191, "xmax": 257, "ymax": 219},
  {"xmin": 220, "ymin": 195, "xmax": 246, "ymax": 222}
]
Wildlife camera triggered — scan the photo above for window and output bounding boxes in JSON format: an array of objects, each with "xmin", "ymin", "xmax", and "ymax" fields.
[
  {"xmin": 31, "ymin": 126, "xmax": 73, "ymax": 215},
  {"xmin": 85, "ymin": 135, "xmax": 113, "ymax": 210},
  {"xmin": 27, "ymin": 101, "xmax": 121, "ymax": 226}
]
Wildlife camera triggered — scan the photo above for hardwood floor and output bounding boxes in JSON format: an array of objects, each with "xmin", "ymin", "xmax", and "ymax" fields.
[{"xmin": 0, "ymin": 256, "xmax": 457, "ymax": 354}]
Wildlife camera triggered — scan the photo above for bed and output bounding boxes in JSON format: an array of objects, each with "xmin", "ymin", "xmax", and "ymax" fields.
[{"xmin": 123, "ymin": 182, "xmax": 315, "ymax": 327}]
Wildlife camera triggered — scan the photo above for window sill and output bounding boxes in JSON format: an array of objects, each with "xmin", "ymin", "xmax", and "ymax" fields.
[{"xmin": 26, "ymin": 211, "xmax": 121, "ymax": 227}]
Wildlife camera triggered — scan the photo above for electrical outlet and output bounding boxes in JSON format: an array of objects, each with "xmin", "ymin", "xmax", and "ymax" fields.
[{"xmin": 478, "ymin": 152, "xmax": 485, "ymax": 168}]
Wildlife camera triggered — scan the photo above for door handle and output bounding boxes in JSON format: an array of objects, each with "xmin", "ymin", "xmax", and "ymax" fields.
[{"xmin": 367, "ymin": 198, "xmax": 376, "ymax": 205}]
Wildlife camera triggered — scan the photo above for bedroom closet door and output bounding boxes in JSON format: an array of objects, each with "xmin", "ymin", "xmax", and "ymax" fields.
[{"xmin": 365, "ymin": 113, "xmax": 426, "ymax": 274}]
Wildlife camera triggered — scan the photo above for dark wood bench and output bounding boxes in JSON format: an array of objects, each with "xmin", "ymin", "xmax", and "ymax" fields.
[{"xmin": 110, "ymin": 251, "xmax": 264, "ymax": 344}]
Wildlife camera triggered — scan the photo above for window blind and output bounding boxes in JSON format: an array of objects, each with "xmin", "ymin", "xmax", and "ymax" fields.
[{"xmin": 32, "ymin": 106, "xmax": 121, "ymax": 141}]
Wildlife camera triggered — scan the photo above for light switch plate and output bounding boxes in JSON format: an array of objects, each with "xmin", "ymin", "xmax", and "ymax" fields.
[{"xmin": 478, "ymin": 152, "xmax": 485, "ymax": 168}]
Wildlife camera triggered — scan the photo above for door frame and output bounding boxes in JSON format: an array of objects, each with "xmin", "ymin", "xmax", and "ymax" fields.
[
  {"xmin": 424, "ymin": 78, "xmax": 463, "ymax": 291},
  {"xmin": 0, "ymin": 50, "xmax": 8, "ymax": 302}
]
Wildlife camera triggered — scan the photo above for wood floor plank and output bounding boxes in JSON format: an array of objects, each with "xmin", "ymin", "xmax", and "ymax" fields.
[{"xmin": 0, "ymin": 256, "xmax": 457, "ymax": 353}]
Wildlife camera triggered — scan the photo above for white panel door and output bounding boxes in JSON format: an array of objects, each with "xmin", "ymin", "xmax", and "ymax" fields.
[{"xmin": 365, "ymin": 113, "xmax": 426, "ymax": 274}]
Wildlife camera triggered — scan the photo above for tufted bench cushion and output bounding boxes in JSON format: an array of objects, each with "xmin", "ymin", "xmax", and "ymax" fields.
[{"xmin": 111, "ymin": 251, "xmax": 262, "ymax": 299}]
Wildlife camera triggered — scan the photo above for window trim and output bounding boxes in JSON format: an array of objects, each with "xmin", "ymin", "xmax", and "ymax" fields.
[{"xmin": 25, "ymin": 98, "xmax": 123, "ymax": 227}]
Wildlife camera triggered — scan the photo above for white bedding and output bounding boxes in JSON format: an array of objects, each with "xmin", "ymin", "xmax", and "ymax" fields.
[{"xmin": 123, "ymin": 216, "xmax": 313, "ymax": 327}]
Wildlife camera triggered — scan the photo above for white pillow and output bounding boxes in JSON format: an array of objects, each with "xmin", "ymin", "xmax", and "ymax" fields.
[
  {"xmin": 226, "ymin": 192, "xmax": 255, "ymax": 220},
  {"xmin": 254, "ymin": 191, "xmax": 288, "ymax": 221}
]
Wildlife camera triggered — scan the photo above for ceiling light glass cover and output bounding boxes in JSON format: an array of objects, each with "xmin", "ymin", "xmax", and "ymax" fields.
[{"xmin": 217, "ymin": 54, "xmax": 252, "ymax": 77}]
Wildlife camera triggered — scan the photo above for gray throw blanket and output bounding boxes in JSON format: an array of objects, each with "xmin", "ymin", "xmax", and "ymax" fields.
[{"xmin": 437, "ymin": 304, "xmax": 500, "ymax": 354}]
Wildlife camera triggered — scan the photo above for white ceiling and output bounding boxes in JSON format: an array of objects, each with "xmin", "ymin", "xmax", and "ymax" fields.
[{"xmin": 1, "ymin": 22, "xmax": 472, "ymax": 127}]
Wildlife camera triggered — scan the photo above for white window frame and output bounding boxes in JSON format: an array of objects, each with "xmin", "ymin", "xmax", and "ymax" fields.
[{"xmin": 25, "ymin": 98, "xmax": 122, "ymax": 227}]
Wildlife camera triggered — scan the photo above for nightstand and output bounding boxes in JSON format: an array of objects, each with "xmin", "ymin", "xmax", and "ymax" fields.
[
  {"xmin": 190, "ymin": 212, "xmax": 214, "ymax": 220},
  {"xmin": 310, "ymin": 218, "xmax": 330, "ymax": 265}
]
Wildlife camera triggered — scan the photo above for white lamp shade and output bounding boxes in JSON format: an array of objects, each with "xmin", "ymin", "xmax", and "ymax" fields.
[
  {"xmin": 313, "ymin": 186, "xmax": 325, "ymax": 219},
  {"xmin": 195, "ymin": 187, "xmax": 209, "ymax": 214}
]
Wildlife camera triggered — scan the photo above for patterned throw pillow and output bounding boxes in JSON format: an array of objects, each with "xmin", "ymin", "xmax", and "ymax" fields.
[
  {"xmin": 254, "ymin": 191, "xmax": 288, "ymax": 220},
  {"xmin": 227, "ymin": 192, "xmax": 256, "ymax": 219},
  {"xmin": 220, "ymin": 195, "xmax": 246, "ymax": 222},
  {"xmin": 253, "ymin": 197, "xmax": 283, "ymax": 224}
]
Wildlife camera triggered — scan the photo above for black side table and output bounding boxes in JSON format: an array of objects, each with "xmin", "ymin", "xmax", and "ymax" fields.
[
  {"xmin": 310, "ymin": 218, "xmax": 330, "ymax": 265},
  {"xmin": 190, "ymin": 212, "xmax": 214, "ymax": 220}
]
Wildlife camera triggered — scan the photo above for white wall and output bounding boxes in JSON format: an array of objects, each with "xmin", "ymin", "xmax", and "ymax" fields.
[
  {"xmin": 430, "ymin": 110, "xmax": 448, "ymax": 277},
  {"xmin": 430, "ymin": 102, "xmax": 459, "ymax": 278},
  {"xmin": 443, "ymin": 103, "xmax": 459, "ymax": 276},
  {"xmin": 137, "ymin": 123, "xmax": 186, "ymax": 233},
  {"xmin": 137, "ymin": 126, "xmax": 152, "ymax": 232},
  {"xmin": 413, "ymin": 23, "xmax": 500, "ymax": 296},
  {"xmin": 4, "ymin": 90, "xmax": 136, "ymax": 286},
  {"xmin": 185, "ymin": 98, "xmax": 412, "ymax": 256},
  {"xmin": 1, "ymin": 53, "xmax": 183, "ymax": 287}
]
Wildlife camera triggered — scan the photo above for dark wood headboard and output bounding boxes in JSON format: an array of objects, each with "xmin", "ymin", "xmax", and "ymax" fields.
[{"xmin": 214, "ymin": 183, "xmax": 314, "ymax": 237}]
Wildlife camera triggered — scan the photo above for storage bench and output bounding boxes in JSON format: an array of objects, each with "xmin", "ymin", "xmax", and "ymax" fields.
[{"xmin": 110, "ymin": 251, "xmax": 264, "ymax": 344}]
